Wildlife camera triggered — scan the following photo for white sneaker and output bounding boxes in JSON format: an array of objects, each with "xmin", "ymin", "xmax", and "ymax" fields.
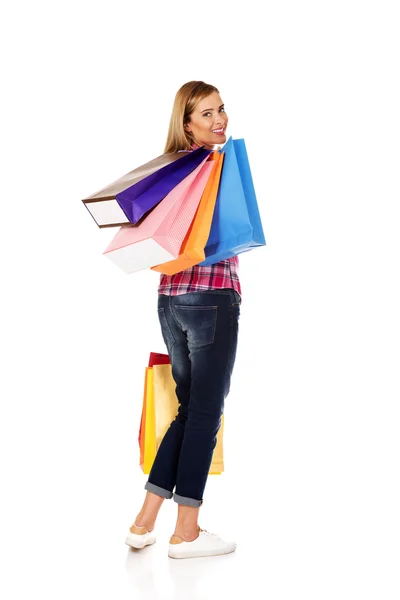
[
  {"xmin": 125, "ymin": 524, "xmax": 156, "ymax": 549},
  {"xmin": 168, "ymin": 527, "xmax": 236, "ymax": 559}
]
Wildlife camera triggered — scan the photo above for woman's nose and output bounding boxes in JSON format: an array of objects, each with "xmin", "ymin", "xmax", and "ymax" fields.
[{"xmin": 214, "ymin": 114, "xmax": 227, "ymax": 126}]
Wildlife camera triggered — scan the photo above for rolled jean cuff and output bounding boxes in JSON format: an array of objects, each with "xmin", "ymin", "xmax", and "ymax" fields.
[
  {"xmin": 145, "ymin": 481, "xmax": 173, "ymax": 500},
  {"xmin": 173, "ymin": 493, "xmax": 203, "ymax": 507}
]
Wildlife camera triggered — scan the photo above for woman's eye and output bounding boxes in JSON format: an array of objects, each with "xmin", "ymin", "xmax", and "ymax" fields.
[{"xmin": 203, "ymin": 108, "xmax": 225, "ymax": 117}]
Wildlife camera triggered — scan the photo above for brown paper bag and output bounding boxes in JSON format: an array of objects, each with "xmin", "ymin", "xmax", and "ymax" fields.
[{"xmin": 82, "ymin": 151, "xmax": 186, "ymax": 228}]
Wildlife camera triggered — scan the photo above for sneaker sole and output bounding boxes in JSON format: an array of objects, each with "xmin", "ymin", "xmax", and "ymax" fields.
[
  {"xmin": 125, "ymin": 534, "xmax": 156, "ymax": 549},
  {"xmin": 168, "ymin": 544, "xmax": 236, "ymax": 559}
]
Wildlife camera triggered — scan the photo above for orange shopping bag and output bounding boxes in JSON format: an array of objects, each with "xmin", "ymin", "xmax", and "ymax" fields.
[{"xmin": 151, "ymin": 151, "xmax": 224, "ymax": 275}]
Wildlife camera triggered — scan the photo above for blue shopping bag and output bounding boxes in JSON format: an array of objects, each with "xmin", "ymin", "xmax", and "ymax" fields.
[
  {"xmin": 116, "ymin": 147, "xmax": 211, "ymax": 225},
  {"xmin": 199, "ymin": 137, "xmax": 266, "ymax": 265}
]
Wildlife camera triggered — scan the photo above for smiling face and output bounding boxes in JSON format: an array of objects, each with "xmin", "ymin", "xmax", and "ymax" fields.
[{"xmin": 184, "ymin": 91, "xmax": 228, "ymax": 149}]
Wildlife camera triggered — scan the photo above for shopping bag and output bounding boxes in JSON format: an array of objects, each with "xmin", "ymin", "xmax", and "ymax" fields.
[
  {"xmin": 199, "ymin": 137, "xmax": 266, "ymax": 265},
  {"xmin": 116, "ymin": 147, "xmax": 211, "ymax": 225},
  {"xmin": 151, "ymin": 151, "xmax": 224, "ymax": 275},
  {"xmin": 139, "ymin": 353, "xmax": 170, "ymax": 469},
  {"xmin": 103, "ymin": 157, "xmax": 214, "ymax": 274},
  {"xmin": 82, "ymin": 151, "xmax": 187, "ymax": 228},
  {"xmin": 142, "ymin": 367, "xmax": 156, "ymax": 474},
  {"xmin": 138, "ymin": 367, "xmax": 148, "ymax": 469},
  {"xmin": 148, "ymin": 352, "xmax": 170, "ymax": 367},
  {"xmin": 140, "ymin": 363, "xmax": 224, "ymax": 475}
]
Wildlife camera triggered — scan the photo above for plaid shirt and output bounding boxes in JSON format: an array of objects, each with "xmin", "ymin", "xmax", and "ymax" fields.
[{"xmin": 158, "ymin": 256, "xmax": 241, "ymax": 297}]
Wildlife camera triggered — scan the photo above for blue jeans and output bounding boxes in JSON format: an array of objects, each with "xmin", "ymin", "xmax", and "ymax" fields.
[{"xmin": 145, "ymin": 289, "xmax": 241, "ymax": 507}]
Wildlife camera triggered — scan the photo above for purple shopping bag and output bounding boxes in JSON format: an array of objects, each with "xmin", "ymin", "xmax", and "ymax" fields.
[{"xmin": 116, "ymin": 147, "xmax": 211, "ymax": 225}]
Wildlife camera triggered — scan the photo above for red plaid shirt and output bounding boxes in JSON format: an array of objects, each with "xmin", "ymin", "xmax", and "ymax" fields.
[{"xmin": 158, "ymin": 255, "xmax": 241, "ymax": 297}]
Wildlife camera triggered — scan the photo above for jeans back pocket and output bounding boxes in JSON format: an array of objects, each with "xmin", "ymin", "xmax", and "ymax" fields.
[{"xmin": 175, "ymin": 305, "xmax": 218, "ymax": 348}]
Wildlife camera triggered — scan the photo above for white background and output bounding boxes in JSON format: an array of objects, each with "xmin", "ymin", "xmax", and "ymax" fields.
[{"xmin": 1, "ymin": 1, "xmax": 399, "ymax": 598}]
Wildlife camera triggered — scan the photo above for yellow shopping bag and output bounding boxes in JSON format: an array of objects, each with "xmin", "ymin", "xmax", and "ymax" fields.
[
  {"xmin": 142, "ymin": 367, "xmax": 157, "ymax": 474},
  {"xmin": 139, "ymin": 363, "xmax": 224, "ymax": 474}
]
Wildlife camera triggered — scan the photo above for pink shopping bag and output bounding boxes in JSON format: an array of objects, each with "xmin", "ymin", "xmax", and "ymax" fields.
[{"xmin": 103, "ymin": 157, "xmax": 214, "ymax": 274}]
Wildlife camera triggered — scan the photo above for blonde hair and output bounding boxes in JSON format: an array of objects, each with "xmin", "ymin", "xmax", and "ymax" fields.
[{"xmin": 164, "ymin": 81, "xmax": 219, "ymax": 154}]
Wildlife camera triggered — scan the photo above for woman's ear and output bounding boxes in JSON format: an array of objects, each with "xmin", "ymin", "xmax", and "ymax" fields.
[{"xmin": 184, "ymin": 123, "xmax": 191, "ymax": 132}]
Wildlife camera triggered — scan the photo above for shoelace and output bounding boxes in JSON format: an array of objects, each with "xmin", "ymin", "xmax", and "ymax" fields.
[{"xmin": 199, "ymin": 527, "xmax": 215, "ymax": 537}]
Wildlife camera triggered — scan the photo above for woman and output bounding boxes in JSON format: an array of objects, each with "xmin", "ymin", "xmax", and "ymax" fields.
[{"xmin": 125, "ymin": 81, "xmax": 241, "ymax": 559}]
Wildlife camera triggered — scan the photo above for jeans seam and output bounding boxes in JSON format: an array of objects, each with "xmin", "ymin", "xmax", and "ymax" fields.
[
  {"xmin": 175, "ymin": 305, "xmax": 218, "ymax": 310},
  {"xmin": 222, "ymin": 304, "xmax": 237, "ymax": 407},
  {"xmin": 157, "ymin": 306, "xmax": 176, "ymax": 351},
  {"xmin": 169, "ymin": 294, "xmax": 182, "ymax": 329}
]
